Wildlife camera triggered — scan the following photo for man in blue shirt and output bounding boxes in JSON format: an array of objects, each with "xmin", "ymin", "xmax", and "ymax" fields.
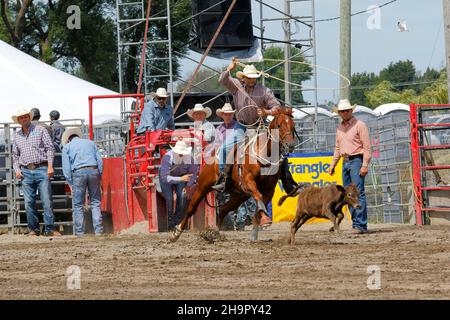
[
  {"xmin": 159, "ymin": 140, "xmax": 198, "ymax": 231},
  {"xmin": 136, "ymin": 88, "xmax": 175, "ymax": 134},
  {"xmin": 62, "ymin": 128, "xmax": 104, "ymax": 236}
]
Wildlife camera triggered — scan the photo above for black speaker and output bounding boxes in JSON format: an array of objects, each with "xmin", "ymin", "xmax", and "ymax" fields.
[
  {"xmin": 193, "ymin": 0, "xmax": 251, "ymax": 13},
  {"xmin": 191, "ymin": 0, "xmax": 253, "ymax": 49}
]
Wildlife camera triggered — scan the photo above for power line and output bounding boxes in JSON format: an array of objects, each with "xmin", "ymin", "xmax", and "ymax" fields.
[
  {"xmin": 315, "ymin": 0, "xmax": 398, "ymax": 23},
  {"xmin": 428, "ymin": 17, "xmax": 444, "ymax": 69}
]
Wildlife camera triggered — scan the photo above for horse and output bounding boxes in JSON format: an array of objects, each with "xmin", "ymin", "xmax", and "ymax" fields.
[{"xmin": 169, "ymin": 108, "xmax": 296, "ymax": 242}]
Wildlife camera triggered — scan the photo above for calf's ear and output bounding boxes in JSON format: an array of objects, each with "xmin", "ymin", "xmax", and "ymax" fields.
[{"xmin": 336, "ymin": 185, "xmax": 345, "ymax": 193}]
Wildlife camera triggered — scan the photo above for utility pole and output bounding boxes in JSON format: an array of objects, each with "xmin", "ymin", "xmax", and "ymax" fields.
[
  {"xmin": 443, "ymin": 0, "xmax": 450, "ymax": 103},
  {"xmin": 284, "ymin": 0, "xmax": 292, "ymax": 105},
  {"xmin": 340, "ymin": 0, "xmax": 351, "ymax": 100}
]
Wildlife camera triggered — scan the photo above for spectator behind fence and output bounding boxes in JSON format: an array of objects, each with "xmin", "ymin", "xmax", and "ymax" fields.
[
  {"xmin": 327, "ymin": 99, "xmax": 372, "ymax": 234},
  {"xmin": 49, "ymin": 110, "xmax": 65, "ymax": 152},
  {"xmin": 62, "ymin": 128, "xmax": 104, "ymax": 236},
  {"xmin": 30, "ymin": 107, "xmax": 53, "ymax": 138},
  {"xmin": 159, "ymin": 140, "xmax": 198, "ymax": 231},
  {"xmin": 136, "ymin": 88, "xmax": 175, "ymax": 134},
  {"xmin": 11, "ymin": 109, "xmax": 60, "ymax": 237}
]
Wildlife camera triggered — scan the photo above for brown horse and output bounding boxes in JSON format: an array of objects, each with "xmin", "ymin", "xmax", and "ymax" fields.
[{"xmin": 170, "ymin": 108, "xmax": 296, "ymax": 242}]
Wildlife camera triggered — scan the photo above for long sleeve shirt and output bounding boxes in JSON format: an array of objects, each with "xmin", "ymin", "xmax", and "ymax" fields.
[
  {"xmin": 330, "ymin": 116, "xmax": 372, "ymax": 169},
  {"xmin": 215, "ymin": 120, "xmax": 238, "ymax": 146},
  {"xmin": 159, "ymin": 150, "xmax": 198, "ymax": 186},
  {"xmin": 219, "ymin": 70, "xmax": 281, "ymax": 125},
  {"xmin": 62, "ymin": 137, "xmax": 103, "ymax": 186},
  {"xmin": 136, "ymin": 99, "xmax": 175, "ymax": 134},
  {"xmin": 194, "ymin": 120, "xmax": 216, "ymax": 143},
  {"xmin": 50, "ymin": 120, "xmax": 65, "ymax": 150},
  {"xmin": 12, "ymin": 124, "xmax": 55, "ymax": 172}
]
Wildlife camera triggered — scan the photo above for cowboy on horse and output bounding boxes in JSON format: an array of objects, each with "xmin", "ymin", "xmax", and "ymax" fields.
[
  {"xmin": 169, "ymin": 59, "xmax": 299, "ymax": 242},
  {"xmin": 212, "ymin": 58, "xmax": 298, "ymax": 197}
]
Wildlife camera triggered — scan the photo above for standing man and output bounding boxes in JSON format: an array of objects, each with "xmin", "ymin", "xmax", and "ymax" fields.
[
  {"xmin": 136, "ymin": 88, "xmax": 175, "ymax": 134},
  {"xmin": 49, "ymin": 110, "xmax": 65, "ymax": 153},
  {"xmin": 12, "ymin": 109, "xmax": 60, "ymax": 236},
  {"xmin": 30, "ymin": 107, "xmax": 53, "ymax": 138},
  {"xmin": 159, "ymin": 140, "xmax": 198, "ymax": 231},
  {"xmin": 62, "ymin": 128, "xmax": 104, "ymax": 236},
  {"xmin": 213, "ymin": 58, "xmax": 298, "ymax": 196},
  {"xmin": 327, "ymin": 99, "xmax": 371, "ymax": 234}
]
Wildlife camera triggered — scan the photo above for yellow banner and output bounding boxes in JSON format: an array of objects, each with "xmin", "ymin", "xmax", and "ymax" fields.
[{"xmin": 272, "ymin": 153, "xmax": 346, "ymax": 223}]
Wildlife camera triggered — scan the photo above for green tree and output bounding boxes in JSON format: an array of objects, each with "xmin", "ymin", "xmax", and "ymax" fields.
[
  {"xmin": 254, "ymin": 46, "xmax": 312, "ymax": 105},
  {"xmin": 0, "ymin": 0, "xmax": 118, "ymax": 89},
  {"xmin": 379, "ymin": 60, "xmax": 416, "ymax": 91},
  {"xmin": 350, "ymin": 72, "xmax": 379, "ymax": 107}
]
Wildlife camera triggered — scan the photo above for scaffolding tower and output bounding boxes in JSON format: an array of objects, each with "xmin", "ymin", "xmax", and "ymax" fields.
[{"xmin": 116, "ymin": 0, "xmax": 174, "ymax": 108}]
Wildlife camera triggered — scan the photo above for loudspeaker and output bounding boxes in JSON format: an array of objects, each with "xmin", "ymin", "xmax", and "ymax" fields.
[
  {"xmin": 193, "ymin": 0, "xmax": 251, "ymax": 13},
  {"xmin": 191, "ymin": 0, "xmax": 253, "ymax": 49}
]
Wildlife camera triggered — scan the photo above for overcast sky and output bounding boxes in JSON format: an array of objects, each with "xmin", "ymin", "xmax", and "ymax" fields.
[{"xmin": 180, "ymin": 0, "xmax": 445, "ymax": 105}]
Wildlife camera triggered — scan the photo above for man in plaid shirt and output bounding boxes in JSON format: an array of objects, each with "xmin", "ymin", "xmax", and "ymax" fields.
[{"xmin": 12, "ymin": 109, "xmax": 60, "ymax": 236}]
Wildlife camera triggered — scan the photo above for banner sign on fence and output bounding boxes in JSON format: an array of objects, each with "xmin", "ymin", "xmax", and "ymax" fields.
[{"xmin": 272, "ymin": 152, "xmax": 347, "ymax": 223}]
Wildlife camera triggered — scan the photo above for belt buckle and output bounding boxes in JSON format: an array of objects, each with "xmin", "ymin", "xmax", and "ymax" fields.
[
  {"xmin": 28, "ymin": 163, "xmax": 36, "ymax": 169},
  {"xmin": 343, "ymin": 154, "xmax": 350, "ymax": 162}
]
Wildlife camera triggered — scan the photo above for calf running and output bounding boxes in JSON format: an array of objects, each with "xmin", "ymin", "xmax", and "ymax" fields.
[{"xmin": 278, "ymin": 184, "xmax": 361, "ymax": 245}]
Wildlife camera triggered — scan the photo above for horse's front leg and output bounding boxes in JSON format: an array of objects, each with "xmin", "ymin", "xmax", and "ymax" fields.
[{"xmin": 170, "ymin": 165, "xmax": 217, "ymax": 242}]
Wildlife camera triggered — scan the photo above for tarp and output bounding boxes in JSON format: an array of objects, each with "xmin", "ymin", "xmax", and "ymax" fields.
[{"xmin": 0, "ymin": 40, "xmax": 129, "ymax": 125}]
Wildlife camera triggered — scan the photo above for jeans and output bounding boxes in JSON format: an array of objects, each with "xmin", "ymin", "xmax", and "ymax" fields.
[
  {"xmin": 218, "ymin": 124, "xmax": 246, "ymax": 172},
  {"xmin": 72, "ymin": 168, "xmax": 103, "ymax": 235},
  {"xmin": 160, "ymin": 179, "xmax": 187, "ymax": 229},
  {"xmin": 342, "ymin": 157, "xmax": 368, "ymax": 231},
  {"xmin": 21, "ymin": 167, "xmax": 54, "ymax": 233}
]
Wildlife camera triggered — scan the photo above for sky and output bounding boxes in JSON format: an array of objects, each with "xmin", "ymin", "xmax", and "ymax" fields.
[{"xmin": 180, "ymin": 0, "xmax": 445, "ymax": 105}]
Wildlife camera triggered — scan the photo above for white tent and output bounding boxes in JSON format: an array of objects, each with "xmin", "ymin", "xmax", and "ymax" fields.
[
  {"xmin": 373, "ymin": 103, "xmax": 410, "ymax": 116},
  {"xmin": 0, "ymin": 40, "xmax": 130, "ymax": 125}
]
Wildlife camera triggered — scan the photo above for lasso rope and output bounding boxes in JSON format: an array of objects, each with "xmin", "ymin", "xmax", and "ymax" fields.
[{"xmin": 236, "ymin": 59, "xmax": 351, "ymax": 91}]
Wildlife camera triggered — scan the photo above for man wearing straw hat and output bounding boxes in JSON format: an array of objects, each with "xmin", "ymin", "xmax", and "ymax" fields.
[
  {"xmin": 136, "ymin": 87, "xmax": 175, "ymax": 134},
  {"xmin": 159, "ymin": 140, "xmax": 198, "ymax": 231},
  {"xmin": 62, "ymin": 128, "xmax": 104, "ymax": 236},
  {"xmin": 327, "ymin": 99, "xmax": 371, "ymax": 234},
  {"xmin": 12, "ymin": 109, "xmax": 60, "ymax": 236},
  {"xmin": 213, "ymin": 58, "xmax": 298, "ymax": 196},
  {"xmin": 187, "ymin": 103, "xmax": 216, "ymax": 144}
]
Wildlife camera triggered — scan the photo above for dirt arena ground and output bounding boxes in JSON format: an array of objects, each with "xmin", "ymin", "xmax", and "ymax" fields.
[{"xmin": 0, "ymin": 220, "xmax": 449, "ymax": 300}]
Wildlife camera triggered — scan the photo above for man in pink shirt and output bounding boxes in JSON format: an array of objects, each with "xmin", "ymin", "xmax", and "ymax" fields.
[{"xmin": 327, "ymin": 99, "xmax": 371, "ymax": 234}]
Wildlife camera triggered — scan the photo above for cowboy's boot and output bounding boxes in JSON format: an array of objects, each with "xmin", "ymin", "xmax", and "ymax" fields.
[
  {"xmin": 211, "ymin": 164, "xmax": 232, "ymax": 192},
  {"xmin": 280, "ymin": 157, "xmax": 298, "ymax": 194}
]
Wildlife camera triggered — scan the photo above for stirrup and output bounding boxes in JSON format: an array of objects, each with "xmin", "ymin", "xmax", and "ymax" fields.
[{"xmin": 211, "ymin": 174, "xmax": 227, "ymax": 191}]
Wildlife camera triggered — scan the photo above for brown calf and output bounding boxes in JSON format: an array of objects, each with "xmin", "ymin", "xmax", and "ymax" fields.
[{"xmin": 278, "ymin": 184, "xmax": 361, "ymax": 245}]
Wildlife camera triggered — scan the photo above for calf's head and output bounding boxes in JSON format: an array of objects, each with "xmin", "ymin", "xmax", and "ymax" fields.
[{"xmin": 336, "ymin": 184, "xmax": 361, "ymax": 209}]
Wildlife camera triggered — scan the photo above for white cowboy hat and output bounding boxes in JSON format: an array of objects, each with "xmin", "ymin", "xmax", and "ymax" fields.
[
  {"xmin": 61, "ymin": 127, "xmax": 82, "ymax": 145},
  {"xmin": 11, "ymin": 109, "xmax": 33, "ymax": 124},
  {"xmin": 155, "ymin": 88, "xmax": 169, "ymax": 98},
  {"xmin": 216, "ymin": 103, "xmax": 235, "ymax": 117},
  {"xmin": 187, "ymin": 103, "xmax": 212, "ymax": 119},
  {"xmin": 170, "ymin": 140, "xmax": 192, "ymax": 155},
  {"xmin": 236, "ymin": 64, "xmax": 261, "ymax": 79},
  {"xmin": 332, "ymin": 99, "xmax": 356, "ymax": 113}
]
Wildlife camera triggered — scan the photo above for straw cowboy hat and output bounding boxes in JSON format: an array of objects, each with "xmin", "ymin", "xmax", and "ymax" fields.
[
  {"xmin": 61, "ymin": 127, "xmax": 82, "ymax": 145},
  {"xmin": 11, "ymin": 109, "xmax": 33, "ymax": 123},
  {"xmin": 332, "ymin": 99, "xmax": 356, "ymax": 113},
  {"xmin": 236, "ymin": 64, "xmax": 261, "ymax": 79},
  {"xmin": 147, "ymin": 88, "xmax": 169, "ymax": 100},
  {"xmin": 216, "ymin": 103, "xmax": 235, "ymax": 118},
  {"xmin": 187, "ymin": 103, "xmax": 212, "ymax": 119},
  {"xmin": 170, "ymin": 140, "xmax": 192, "ymax": 155}
]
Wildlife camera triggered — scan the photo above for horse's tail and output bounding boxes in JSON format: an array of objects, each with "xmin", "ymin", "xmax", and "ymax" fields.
[{"xmin": 277, "ymin": 183, "xmax": 307, "ymax": 206}]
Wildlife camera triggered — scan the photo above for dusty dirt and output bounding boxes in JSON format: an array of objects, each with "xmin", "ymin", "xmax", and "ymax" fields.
[{"xmin": 0, "ymin": 220, "xmax": 449, "ymax": 300}]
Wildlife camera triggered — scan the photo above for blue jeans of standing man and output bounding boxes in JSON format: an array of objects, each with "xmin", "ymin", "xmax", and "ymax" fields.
[
  {"xmin": 72, "ymin": 168, "xmax": 103, "ymax": 235},
  {"xmin": 342, "ymin": 157, "xmax": 368, "ymax": 232},
  {"xmin": 21, "ymin": 167, "xmax": 54, "ymax": 233},
  {"xmin": 160, "ymin": 179, "xmax": 187, "ymax": 230}
]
